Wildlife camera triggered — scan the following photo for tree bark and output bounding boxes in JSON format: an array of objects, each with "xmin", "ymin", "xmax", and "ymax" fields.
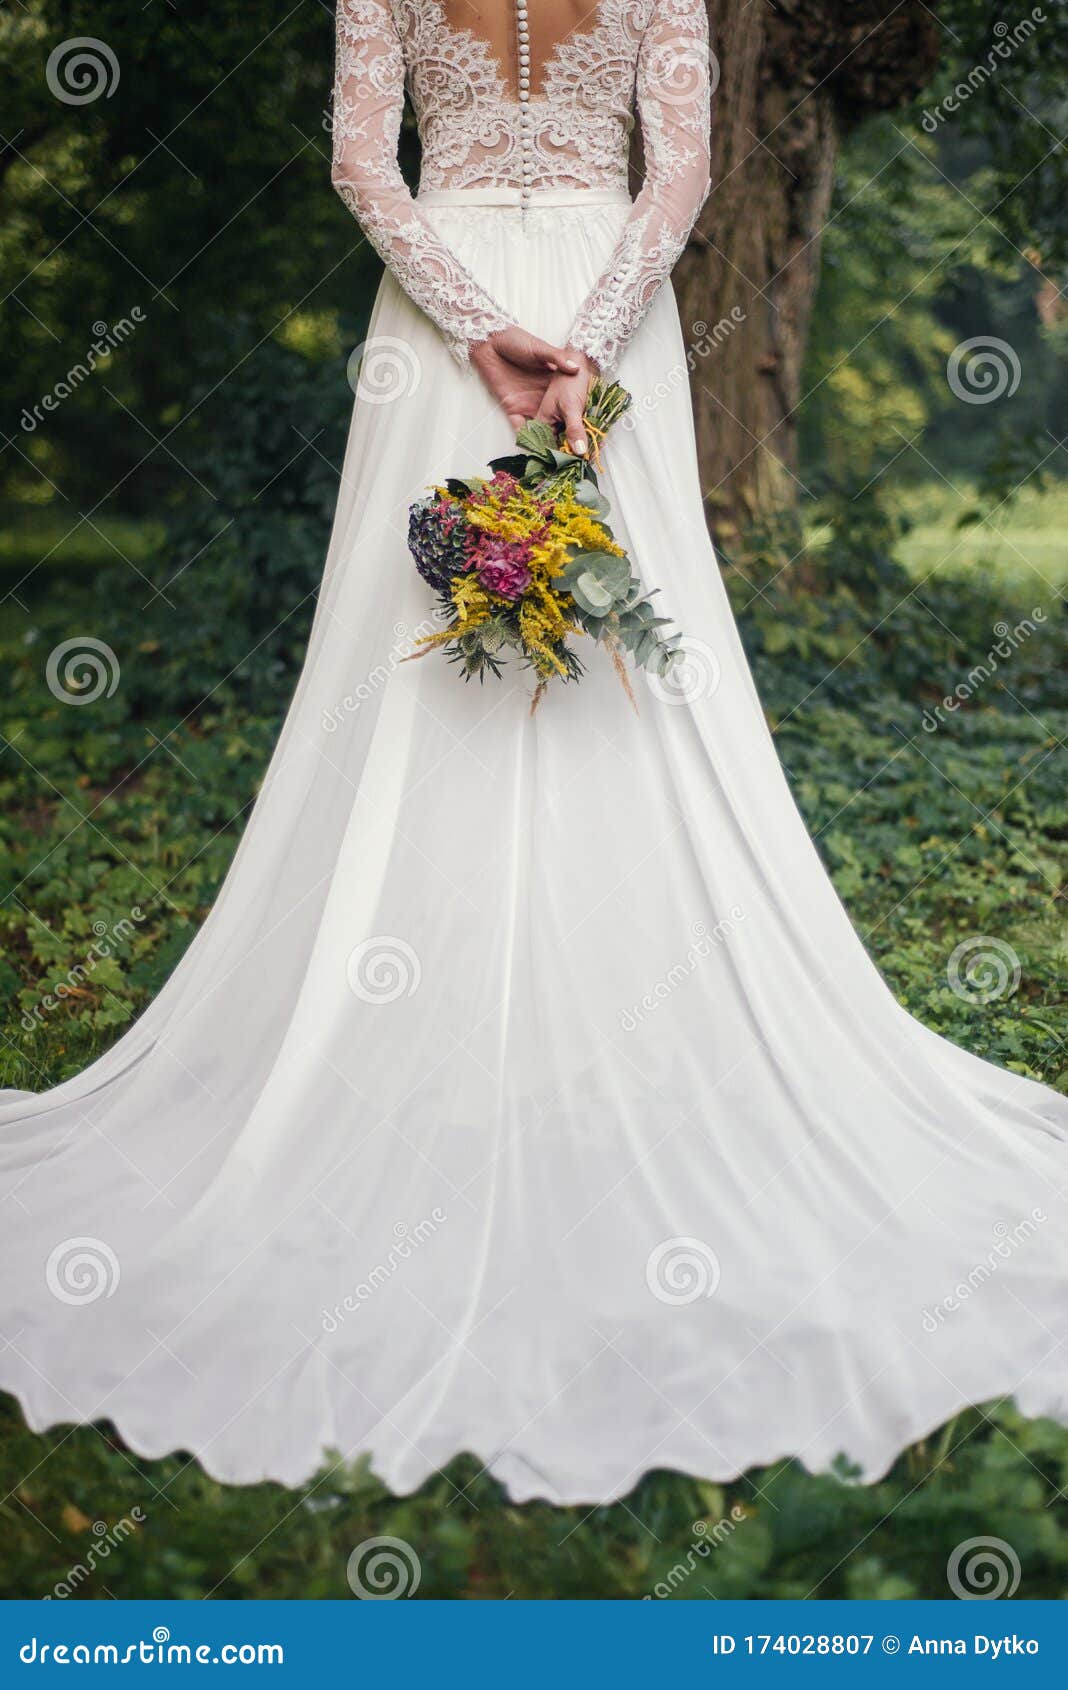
[{"xmin": 673, "ymin": 0, "xmax": 944, "ymax": 536}]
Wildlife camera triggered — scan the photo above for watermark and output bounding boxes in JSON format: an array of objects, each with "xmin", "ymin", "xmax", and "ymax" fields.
[
  {"xmin": 621, "ymin": 909, "xmax": 745, "ymax": 1031},
  {"xmin": 20, "ymin": 907, "xmax": 145, "ymax": 1034},
  {"xmin": 920, "ymin": 611, "xmax": 1046, "ymax": 733},
  {"xmin": 321, "ymin": 617, "xmax": 443, "ymax": 732},
  {"xmin": 922, "ymin": 1209, "xmax": 1046, "ymax": 1332},
  {"xmin": 45, "ymin": 1510, "xmax": 146, "ymax": 1600},
  {"xmin": 645, "ymin": 1505, "xmax": 748, "ymax": 1598},
  {"xmin": 947, "ymin": 936, "xmax": 1021, "ymax": 1005},
  {"xmin": 347, "ymin": 336, "xmax": 421, "ymax": 405},
  {"xmin": 45, "ymin": 637, "xmax": 121, "ymax": 705},
  {"xmin": 921, "ymin": 12, "xmax": 1047, "ymax": 131},
  {"xmin": 646, "ymin": 1237, "xmax": 721, "ymax": 1304},
  {"xmin": 21, "ymin": 311, "xmax": 146, "ymax": 433},
  {"xmin": 646, "ymin": 636, "xmax": 722, "ymax": 705},
  {"xmin": 947, "ymin": 1536, "xmax": 1022, "ymax": 1600},
  {"xmin": 321, "ymin": 1211, "xmax": 447, "ymax": 1333},
  {"xmin": 947, "ymin": 336, "xmax": 1021, "ymax": 404},
  {"xmin": 644, "ymin": 40, "xmax": 722, "ymax": 108},
  {"xmin": 45, "ymin": 1237, "xmax": 120, "ymax": 1305},
  {"xmin": 46, "ymin": 37, "xmax": 120, "ymax": 105},
  {"xmin": 346, "ymin": 936, "xmax": 422, "ymax": 1004},
  {"xmin": 624, "ymin": 310, "xmax": 747, "ymax": 427},
  {"xmin": 346, "ymin": 1536, "xmax": 421, "ymax": 1599},
  {"xmin": 20, "ymin": 1629, "xmax": 283, "ymax": 1665}
]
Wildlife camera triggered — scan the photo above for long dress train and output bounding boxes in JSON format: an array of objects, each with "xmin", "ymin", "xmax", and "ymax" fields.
[{"xmin": 2, "ymin": 0, "xmax": 1067, "ymax": 1503}]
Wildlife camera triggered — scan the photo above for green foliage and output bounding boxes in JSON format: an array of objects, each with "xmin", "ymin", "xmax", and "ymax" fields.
[
  {"xmin": 805, "ymin": 117, "xmax": 1068, "ymax": 499},
  {"xmin": 1, "ymin": 0, "xmax": 369, "ymax": 513},
  {"xmin": 3, "ymin": 1397, "xmax": 1068, "ymax": 1599},
  {"xmin": 930, "ymin": 1, "xmax": 1068, "ymax": 264}
]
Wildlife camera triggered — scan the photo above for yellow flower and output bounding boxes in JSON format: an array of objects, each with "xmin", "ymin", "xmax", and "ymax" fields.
[
  {"xmin": 466, "ymin": 484, "xmax": 548, "ymax": 544},
  {"xmin": 551, "ymin": 495, "xmax": 623, "ymax": 556},
  {"xmin": 450, "ymin": 574, "xmax": 493, "ymax": 628}
]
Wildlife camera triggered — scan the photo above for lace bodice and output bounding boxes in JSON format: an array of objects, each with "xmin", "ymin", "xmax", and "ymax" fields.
[{"xmin": 331, "ymin": 0, "xmax": 711, "ymax": 371}]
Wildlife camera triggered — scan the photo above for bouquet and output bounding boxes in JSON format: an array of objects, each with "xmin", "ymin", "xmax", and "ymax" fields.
[{"xmin": 406, "ymin": 381, "xmax": 683, "ymax": 709}]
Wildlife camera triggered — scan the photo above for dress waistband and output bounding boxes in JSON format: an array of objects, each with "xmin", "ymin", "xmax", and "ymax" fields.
[{"xmin": 417, "ymin": 187, "xmax": 632, "ymax": 208}]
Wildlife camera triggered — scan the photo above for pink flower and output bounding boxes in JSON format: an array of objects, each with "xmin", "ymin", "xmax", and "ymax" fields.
[
  {"xmin": 469, "ymin": 470, "xmax": 519, "ymax": 507},
  {"xmin": 468, "ymin": 533, "xmax": 533, "ymax": 600},
  {"xmin": 477, "ymin": 558, "xmax": 533, "ymax": 600}
]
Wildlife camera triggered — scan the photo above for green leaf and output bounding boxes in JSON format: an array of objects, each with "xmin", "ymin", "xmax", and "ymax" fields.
[
  {"xmin": 558, "ymin": 552, "xmax": 631, "ymax": 601},
  {"xmin": 569, "ymin": 573, "xmax": 616, "ymax": 616},
  {"xmin": 571, "ymin": 480, "xmax": 611, "ymax": 518},
  {"xmin": 514, "ymin": 418, "xmax": 556, "ymax": 458}
]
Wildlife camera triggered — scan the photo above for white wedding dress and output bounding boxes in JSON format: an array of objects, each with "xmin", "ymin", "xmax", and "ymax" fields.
[{"xmin": 2, "ymin": 0, "xmax": 1067, "ymax": 1505}]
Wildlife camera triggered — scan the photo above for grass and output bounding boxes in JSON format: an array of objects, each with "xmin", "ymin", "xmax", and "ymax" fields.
[
  {"xmin": 894, "ymin": 481, "xmax": 1068, "ymax": 593},
  {"xmin": 1, "ymin": 483, "xmax": 1067, "ymax": 1599},
  {"xmin": 0, "ymin": 501, "xmax": 165, "ymax": 591}
]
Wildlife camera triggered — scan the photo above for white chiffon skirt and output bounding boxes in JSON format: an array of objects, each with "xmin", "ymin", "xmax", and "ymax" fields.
[{"xmin": 3, "ymin": 193, "xmax": 1067, "ymax": 1504}]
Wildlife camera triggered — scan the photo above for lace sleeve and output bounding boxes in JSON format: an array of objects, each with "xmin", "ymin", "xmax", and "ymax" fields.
[
  {"xmin": 331, "ymin": 0, "xmax": 516, "ymax": 366},
  {"xmin": 567, "ymin": 0, "xmax": 712, "ymax": 374}
]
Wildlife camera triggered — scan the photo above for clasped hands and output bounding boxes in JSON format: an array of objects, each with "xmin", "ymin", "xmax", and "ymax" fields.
[{"xmin": 470, "ymin": 325, "xmax": 599, "ymax": 456}]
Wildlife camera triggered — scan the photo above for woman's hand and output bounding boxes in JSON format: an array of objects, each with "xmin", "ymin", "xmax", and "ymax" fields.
[
  {"xmin": 535, "ymin": 348, "xmax": 599, "ymax": 456},
  {"xmin": 470, "ymin": 327, "xmax": 581, "ymax": 432}
]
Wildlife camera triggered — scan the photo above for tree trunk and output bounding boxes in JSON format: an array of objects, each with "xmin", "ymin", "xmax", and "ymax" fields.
[{"xmin": 673, "ymin": 0, "xmax": 944, "ymax": 537}]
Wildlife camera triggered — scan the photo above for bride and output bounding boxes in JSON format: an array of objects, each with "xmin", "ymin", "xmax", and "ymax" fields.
[{"xmin": 2, "ymin": 0, "xmax": 1066, "ymax": 1505}]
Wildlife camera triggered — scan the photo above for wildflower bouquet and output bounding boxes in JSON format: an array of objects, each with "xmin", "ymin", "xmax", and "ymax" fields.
[{"xmin": 407, "ymin": 381, "xmax": 682, "ymax": 706}]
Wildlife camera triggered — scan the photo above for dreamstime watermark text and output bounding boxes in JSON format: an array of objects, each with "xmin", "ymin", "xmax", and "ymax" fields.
[
  {"xmin": 921, "ymin": 11, "xmax": 1046, "ymax": 131},
  {"xmin": 21, "ymin": 908, "xmax": 145, "ymax": 1033},
  {"xmin": 322, "ymin": 616, "xmax": 443, "ymax": 732},
  {"xmin": 921, "ymin": 611, "xmax": 1046, "ymax": 732},
  {"xmin": 922, "ymin": 1210, "xmax": 1047, "ymax": 1332},
  {"xmin": 645, "ymin": 1506, "xmax": 748, "ymax": 1598},
  {"xmin": 621, "ymin": 908, "xmax": 745, "ymax": 1031},
  {"xmin": 45, "ymin": 1511, "xmax": 146, "ymax": 1600},
  {"xmin": 624, "ymin": 309, "xmax": 747, "ymax": 426},
  {"xmin": 321, "ymin": 1210, "xmax": 447, "ymax": 1332},
  {"xmin": 21, "ymin": 311, "xmax": 146, "ymax": 432}
]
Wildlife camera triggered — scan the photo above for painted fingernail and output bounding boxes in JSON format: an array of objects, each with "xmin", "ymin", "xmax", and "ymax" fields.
[{"xmin": 574, "ymin": 437, "xmax": 587, "ymax": 455}]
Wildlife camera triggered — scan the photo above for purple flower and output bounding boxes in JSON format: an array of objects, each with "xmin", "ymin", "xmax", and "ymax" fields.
[{"xmin": 408, "ymin": 494, "xmax": 472, "ymax": 593}]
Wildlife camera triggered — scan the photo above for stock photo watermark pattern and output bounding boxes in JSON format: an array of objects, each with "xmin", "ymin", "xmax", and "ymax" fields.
[
  {"xmin": 646, "ymin": 1238, "xmax": 722, "ymax": 1305},
  {"xmin": 44, "ymin": 637, "xmax": 121, "ymax": 706},
  {"xmin": 44, "ymin": 1238, "xmax": 120, "ymax": 1307},
  {"xmin": 45, "ymin": 37, "xmax": 120, "ymax": 106},
  {"xmin": 346, "ymin": 1537, "xmax": 422, "ymax": 1599}
]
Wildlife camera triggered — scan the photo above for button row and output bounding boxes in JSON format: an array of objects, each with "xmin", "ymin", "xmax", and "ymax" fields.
[{"xmin": 516, "ymin": 0, "xmax": 532, "ymax": 209}]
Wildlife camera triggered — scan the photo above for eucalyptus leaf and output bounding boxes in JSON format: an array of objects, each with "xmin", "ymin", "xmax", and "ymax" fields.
[
  {"xmin": 570, "ymin": 573, "xmax": 616, "ymax": 616},
  {"xmin": 571, "ymin": 480, "xmax": 610, "ymax": 517},
  {"xmin": 559, "ymin": 551, "xmax": 630, "ymax": 597}
]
